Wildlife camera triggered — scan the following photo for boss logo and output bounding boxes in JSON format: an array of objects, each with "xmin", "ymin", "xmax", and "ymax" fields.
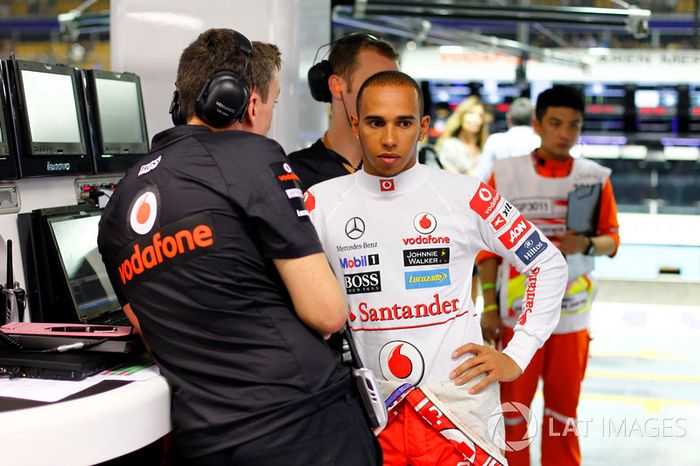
[{"xmin": 344, "ymin": 271, "xmax": 381, "ymax": 295}]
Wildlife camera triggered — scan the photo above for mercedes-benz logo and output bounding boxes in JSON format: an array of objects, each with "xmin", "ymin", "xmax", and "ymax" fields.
[{"xmin": 345, "ymin": 217, "xmax": 365, "ymax": 240}]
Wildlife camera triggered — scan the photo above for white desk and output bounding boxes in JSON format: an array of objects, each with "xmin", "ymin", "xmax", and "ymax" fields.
[{"xmin": 0, "ymin": 376, "xmax": 171, "ymax": 466}]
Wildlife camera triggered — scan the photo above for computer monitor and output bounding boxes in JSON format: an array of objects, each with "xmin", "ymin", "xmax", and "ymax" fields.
[
  {"xmin": 6, "ymin": 57, "xmax": 92, "ymax": 177},
  {"xmin": 83, "ymin": 69, "xmax": 149, "ymax": 173},
  {"xmin": 0, "ymin": 61, "xmax": 18, "ymax": 180},
  {"xmin": 582, "ymin": 83, "xmax": 627, "ymax": 134},
  {"xmin": 634, "ymin": 86, "xmax": 678, "ymax": 135},
  {"xmin": 47, "ymin": 210, "xmax": 121, "ymax": 323},
  {"xmin": 18, "ymin": 205, "xmax": 124, "ymax": 323}
]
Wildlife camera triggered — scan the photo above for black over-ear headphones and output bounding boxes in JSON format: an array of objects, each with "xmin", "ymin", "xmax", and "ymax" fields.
[
  {"xmin": 170, "ymin": 30, "xmax": 254, "ymax": 127},
  {"xmin": 307, "ymin": 33, "xmax": 381, "ymax": 104}
]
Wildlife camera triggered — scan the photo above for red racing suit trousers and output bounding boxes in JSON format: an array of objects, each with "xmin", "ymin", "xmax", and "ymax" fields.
[{"xmin": 500, "ymin": 326, "xmax": 590, "ymax": 466}]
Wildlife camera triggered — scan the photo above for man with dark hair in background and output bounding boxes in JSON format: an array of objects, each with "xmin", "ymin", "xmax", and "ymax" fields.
[
  {"xmin": 479, "ymin": 85, "xmax": 620, "ymax": 466},
  {"xmin": 288, "ymin": 33, "xmax": 399, "ymax": 190},
  {"xmin": 98, "ymin": 28, "xmax": 378, "ymax": 465},
  {"xmin": 307, "ymin": 70, "xmax": 568, "ymax": 465},
  {"xmin": 475, "ymin": 97, "xmax": 541, "ymax": 182}
]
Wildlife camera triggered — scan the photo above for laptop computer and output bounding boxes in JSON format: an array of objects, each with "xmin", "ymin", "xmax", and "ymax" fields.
[
  {"xmin": 19, "ymin": 205, "xmax": 129, "ymax": 326},
  {"xmin": 0, "ymin": 322, "xmax": 140, "ymax": 354},
  {"xmin": 46, "ymin": 209, "xmax": 130, "ymax": 325}
]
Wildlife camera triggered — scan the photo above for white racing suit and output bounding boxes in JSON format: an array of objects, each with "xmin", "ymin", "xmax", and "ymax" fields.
[{"xmin": 307, "ymin": 163, "xmax": 568, "ymax": 462}]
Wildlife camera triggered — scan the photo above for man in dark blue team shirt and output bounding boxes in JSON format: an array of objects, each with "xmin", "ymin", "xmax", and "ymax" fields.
[{"xmin": 98, "ymin": 28, "xmax": 378, "ymax": 465}]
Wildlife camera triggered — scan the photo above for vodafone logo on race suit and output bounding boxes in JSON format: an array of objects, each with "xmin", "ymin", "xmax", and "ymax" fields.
[
  {"xmin": 129, "ymin": 190, "xmax": 158, "ymax": 235},
  {"xmin": 403, "ymin": 212, "xmax": 450, "ymax": 245},
  {"xmin": 413, "ymin": 212, "xmax": 437, "ymax": 234},
  {"xmin": 379, "ymin": 340, "xmax": 424, "ymax": 385},
  {"xmin": 303, "ymin": 190, "xmax": 315, "ymax": 213},
  {"xmin": 498, "ymin": 214, "xmax": 532, "ymax": 249},
  {"xmin": 380, "ymin": 179, "xmax": 395, "ymax": 192},
  {"xmin": 469, "ymin": 183, "xmax": 502, "ymax": 220}
]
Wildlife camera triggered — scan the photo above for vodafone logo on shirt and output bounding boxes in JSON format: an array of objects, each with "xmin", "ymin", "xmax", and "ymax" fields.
[
  {"xmin": 498, "ymin": 214, "xmax": 532, "ymax": 249},
  {"xmin": 277, "ymin": 162, "xmax": 300, "ymax": 182},
  {"xmin": 379, "ymin": 341, "xmax": 424, "ymax": 385},
  {"xmin": 380, "ymin": 179, "xmax": 395, "ymax": 192},
  {"xmin": 413, "ymin": 212, "xmax": 437, "ymax": 234},
  {"xmin": 469, "ymin": 183, "xmax": 502, "ymax": 220},
  {"xmin": 402, "ymin": 212, "xmax": 450, "ymax": 245},
  {"xmin": 129, "ymin": 190, "xmax": 158, "ymax": 235}
]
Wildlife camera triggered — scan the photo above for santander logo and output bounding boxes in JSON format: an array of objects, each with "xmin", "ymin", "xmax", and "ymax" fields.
[{"xmin": 129, "ymin": 191, "xmax": 158, "ymax": 235}]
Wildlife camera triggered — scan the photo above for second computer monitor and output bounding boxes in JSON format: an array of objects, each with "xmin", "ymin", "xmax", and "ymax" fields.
[
  {"xmin": 84, "ymin": 69, "xmax": 149, "ymax": 173},
  {"xmin": 7, "ymin": 58, "xmax": 92, "ymax": 177}
]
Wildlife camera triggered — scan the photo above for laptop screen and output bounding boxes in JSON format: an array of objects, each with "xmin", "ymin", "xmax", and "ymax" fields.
[{"xmin": 46, "ymin": 211, "xmax": 121, "ymax": 322}]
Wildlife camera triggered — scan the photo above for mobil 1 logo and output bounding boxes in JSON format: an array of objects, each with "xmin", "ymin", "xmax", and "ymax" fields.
[
  {"xmin": 345, "ymin": 271, "xmax": 382, "ymax": 295},
  {"xmin": 403, "ymin": 248, "xmax": 450, "ymax": 267},
  {"xmin": 339, "ymin": 253, "xmax": 380, "ymax": 270}
]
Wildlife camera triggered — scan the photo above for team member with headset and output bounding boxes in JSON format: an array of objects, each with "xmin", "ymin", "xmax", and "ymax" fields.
[
  {"xmin": 288, "ymin": 33, "xmax": 399, "ymax": 190},
  {"xmin": 98, "ymin": 28, "xmax": 379, "ymax": 465}
]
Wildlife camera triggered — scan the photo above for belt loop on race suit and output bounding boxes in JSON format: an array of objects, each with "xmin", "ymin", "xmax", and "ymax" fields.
[{"xmin": 405, "ymin": 388, "xmax": 505, "ymax": 466}]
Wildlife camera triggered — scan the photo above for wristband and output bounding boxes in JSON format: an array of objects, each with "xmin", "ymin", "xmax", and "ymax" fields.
[
  {"xmin": 483, "ymin": 304, "xmax": 499, "ymax": 314},
  {"xmin": 481, "ymin": 282, "xmax": 496, "ymax": 291}
]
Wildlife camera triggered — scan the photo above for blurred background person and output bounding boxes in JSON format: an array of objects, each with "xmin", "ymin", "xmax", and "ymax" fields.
[
  {"xmin": 288, "ymin": 33, "xmax": 398, "ymax": 191},
  {"xmin": 434, "ymin": 95, "xmax": 489, "ymax": 176},
  {"xmin": 475, "ymin": 97, "xmax": 541, "ymax": 182}
]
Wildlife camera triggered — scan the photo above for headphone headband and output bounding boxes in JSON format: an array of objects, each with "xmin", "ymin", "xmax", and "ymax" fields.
[
  {"xmin": 307, "ymin": 33, "xmax": 383, "ymax": 103},
  {"xmin": 170, "ymin": 30, "xmax": 254, "ymax": 127}
]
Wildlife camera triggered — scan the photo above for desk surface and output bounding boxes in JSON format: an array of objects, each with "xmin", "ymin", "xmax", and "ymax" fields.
[{"xmin": 0, "ymin": 376, "xmax": 171, "ymax": 466}]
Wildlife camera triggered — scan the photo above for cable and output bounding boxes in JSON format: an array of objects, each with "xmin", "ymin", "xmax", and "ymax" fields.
[
  {"xmin": 0, "ymin": 329, "xmax": 24, "ymax": 350},
  {"xmin": 34, "ymin": 337, "xmax": 109, "ymax": 353}
]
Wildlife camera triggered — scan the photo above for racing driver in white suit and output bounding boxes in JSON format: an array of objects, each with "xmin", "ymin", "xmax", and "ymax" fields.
[{"xmin": 306, "ymin": 71, "xmax": 568, "ymax": 466}]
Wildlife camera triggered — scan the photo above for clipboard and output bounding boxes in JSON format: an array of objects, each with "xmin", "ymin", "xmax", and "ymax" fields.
[{"xmin": 566, "ymin": 183, "xmax": 602, "ymax": 236}]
